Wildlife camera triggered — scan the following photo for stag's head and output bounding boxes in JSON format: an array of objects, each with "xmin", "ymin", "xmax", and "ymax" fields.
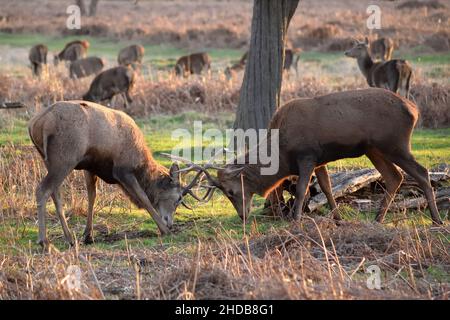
[
  {"xmin": 345, "ymin": 37, "xmax": 370, "ymax": 59},
  {"xmin": 161, "ymin": 151, "xmax": 255, "ymax": 221},
  {"xmin": 154, "ymin": 163, "xmax": 182, "ymax": 229},
  {"xmin": 216, "ymin": 166, "xmax": 253, "ymax": 220}
]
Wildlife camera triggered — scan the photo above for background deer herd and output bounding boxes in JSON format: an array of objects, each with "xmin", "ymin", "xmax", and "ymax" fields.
[{"xmin": 0, "ymin": 0, "xmax": 448, "ymax": 300}]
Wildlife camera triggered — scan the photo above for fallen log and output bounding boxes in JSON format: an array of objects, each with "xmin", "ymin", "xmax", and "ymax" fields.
[
  {"xmin": 393, "ymin": 187, "xmax": 450, "ymax": 211},
  {"xmin": 307, "ymin": 168, "xmax": 381, "ymax": 212},
  {"xmin": 0, "ymin": 102, "xmax": 27, "ymax": 109},
  {"xmin": 307, "ymin": 164, "xmax": 449, "ymax": 213}
]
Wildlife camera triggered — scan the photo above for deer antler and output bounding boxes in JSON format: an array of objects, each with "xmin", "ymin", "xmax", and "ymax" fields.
[{"xmin": 161, "ymin": 149, "xmax": 230, "ymax": 204}]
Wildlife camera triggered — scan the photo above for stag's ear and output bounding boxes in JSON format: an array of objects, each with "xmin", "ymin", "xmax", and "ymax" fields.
[{"xmin": 169, "ymin": 163, "xmax": 180, "ymax": 182}]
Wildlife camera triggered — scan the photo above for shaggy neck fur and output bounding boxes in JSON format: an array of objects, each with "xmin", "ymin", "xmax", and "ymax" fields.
[
  {"xmin": 134, "ymin": 151, "xmax": 170, "ymax": 206},
  {"xmin": 239, "ymin": 156, "xmax": 291, "ymax": 198},
  {"xmin": 357, "ymin": 50, "xmax": 374, "ymax": 82}
]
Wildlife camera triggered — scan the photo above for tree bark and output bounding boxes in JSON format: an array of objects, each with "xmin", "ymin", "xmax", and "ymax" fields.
[
  {"xmin": 89, "ymin": 0, "xmax": 100, "ymax": 17},
  {"xmin": 76, "ymin": 0, "xmax": 87, "ymax": 16},
  {"xmin": 234, "ymin": 0, "xmax": 299, "ymax": 131}
]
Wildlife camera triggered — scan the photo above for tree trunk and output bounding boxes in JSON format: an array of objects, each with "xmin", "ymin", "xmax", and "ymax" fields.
[
  {"xmin": 76, "ymin": 0, "xmax": 87, "ymax": 16},
  {"xmin": 234, "ymin": 0, "xmax": 299, "ymax": 131},
  {"xmin": 89, "ymin": 0, "xmax": 100, "ymax": 17}
]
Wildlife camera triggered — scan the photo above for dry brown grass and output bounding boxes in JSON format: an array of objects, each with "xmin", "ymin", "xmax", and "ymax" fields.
[
  {"xmin": 1, "ymin": 0, "xmax": 448, "ymax": 51},
  {"xmin": 1, "ymin": 64, "xmax": 448, "ymax": 128},
  {"xmin": 0, "ymin": 146, "xmax": 449, "ymax": 300},
  {"xmin": 1, "ymin": 217, "xmax": 448, "ymax": 300}
]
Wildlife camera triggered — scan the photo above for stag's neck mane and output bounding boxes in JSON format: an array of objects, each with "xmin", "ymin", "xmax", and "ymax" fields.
[
  {"xmin": 135, "ymin": 150, "xmax": 169, "ymax": 204},
  {"xmin": 357, "ymin": 51, "xmax": 375, "ymax": 82},
  {"xmin": 240, "ymin": 159, "xmax": 290, "ymax": 198}
]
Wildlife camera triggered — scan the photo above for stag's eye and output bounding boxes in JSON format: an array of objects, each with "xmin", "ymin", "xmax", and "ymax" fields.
[{"xmin": 227, "ymin": 190, "xmax": 234, "ymax": 197}]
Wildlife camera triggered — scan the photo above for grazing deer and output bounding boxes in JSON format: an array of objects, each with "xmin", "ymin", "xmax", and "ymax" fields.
[
  {"xmin": 83, "ymin": 66, "xmax": 135, "ymax": 108},
  {"xmin": 225, "ymin": 48, "xmax": 301, "ymax": 79},
  {"xmin": 190, "ymin": 88, "xmax": 443, "ymax": 226},
  {"xmin": 174, "ymin": 52, "xmax": 211, "ymax": 77},
  {"xmin": 118, "ymin": 44, "xmax": 145, "ymax": 69},
  {"xmin": 28, "ymin": 101, "xmax": 186, "ymax": 247},
  {"xmin": 345, "ymin": 38, "xmax": 412, "ymax": 98},
  {"xmin": 69, "ymin": 56, "xmax": 105, "ymax": 79},
  {"xmin": 224, "ymin": 51, "xmax": 249, "ymax": 79},
  {"xmin": 54, "ymin": 40, "xmax": 90, "ymax": 65},
  {"xmin": 29, "ymin": 44, "xmax": 48, "ymax": 77},
  {"xmin": 370, "ymin": 37, "xmax": 394, "ymax": 61}
]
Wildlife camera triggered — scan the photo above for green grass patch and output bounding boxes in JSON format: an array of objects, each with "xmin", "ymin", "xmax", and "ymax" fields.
[{"xmin": 1, "ymin": 111, "xmax": 449, "ymax": 169}]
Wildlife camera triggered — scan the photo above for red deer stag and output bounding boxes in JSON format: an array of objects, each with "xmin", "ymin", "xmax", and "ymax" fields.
[
  {"xmin": 69, "ymin": 56, "xmax": 105, "ymax": 79},
  {"xmin": 370, "ymin": 37, "xmax": 394, "ymax": 61},
  {"xmin": 187, "ymin": 88, "xmax": 443, "ymax": 226},
  {"xmin": 83, "ymin": 66, "xmax": 135, "ymax": 108},
  {"xmin": 28, "ymin": 101, "xmax": 193, "ymax": 248},
  {"xmin": 29, "ymin": 44, "xmax": 48, "ymax": 77},
  {"xmin": 54, "ymin": 40, "xmax": 90, "ymax": 65},
  {"xmin": 118, "ymin": 44, "xmax": 145, "ymax": 69},
  {"xmin": 174, "ymin": 52, "xmax": 211, "ymax": 77},
  {"xmin": 345, "ymin": 38, "xmax": 412, "ymax": 98}
]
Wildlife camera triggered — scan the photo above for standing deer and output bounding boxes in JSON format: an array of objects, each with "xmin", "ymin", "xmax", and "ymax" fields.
[
  {"xmin": 370, "ymin": 37, "xmax": 394, "ymax": 61},
  {"xmin": 345, "ymin": 38, "xmax": 412, "ymax": 98},
  {"xmin": 174, "ymin": 52, "xmax": 211, "ymax": 77},
  {"xmin": 54, "ymin": 40, "xmax": 90, "ymax": 65},
  {"xmin": 118, "ymin": 44, "xmax": 145, "ymax": 69},
  {"xmin": 29, "ymin": 44, "xmax": 48, "ymax": 77},
  {"xmin": 190, "ymin": 88, "xmax": 443, "ymax": 226},
  {"xmin": 28, "ymin": 101, "xmax": 187, "ymax": 248},
  {"xmin": 284, "ymin": 48, "xmax": 302, "ymax": 74},
  {"xmin": 83, "ymin": 66, "xmax": 135, "ymax": 108},
  {"xmin": 69, "ymin": 56, "xmax": 105, "ymax": 79}
]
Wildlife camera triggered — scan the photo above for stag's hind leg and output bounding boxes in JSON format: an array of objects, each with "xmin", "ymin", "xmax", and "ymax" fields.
[
  {"xmin": 314, "ymin": 165, "xmax": 340, "ymax": 220},
  {"xmin": 367, "ymin": 149, "xmax": 403, "ymax": 223},
  {"xmin": 36, "ymin": 167, "xmax": 72, "ymax": 248},
  {"xmin": 389, "ymin": 152, "xmax": 443, "ymax": 225},
  {"xmin": 83, "ymin": 171, "xmax": 98, "ymax": 244}
]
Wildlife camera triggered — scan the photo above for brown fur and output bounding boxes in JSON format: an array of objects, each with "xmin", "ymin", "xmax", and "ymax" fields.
[
  {"xmin": 174, "ymin": 52, "xmax": 211, "ymax": 76},
  {"xmin": 54, "ymin": 40, "xmax": 90, "ymax": 65},
  {"xmin": 225, "ymin": 48, "xmax": 301, "ymax": 79},
  {"xmin": 217, "ymin": 88, "xmax": 442, "ymax": 225},
  {"xmin": 28, "ymin": 101, "xmax": 181, "ymax": 247},
  {"xmin": 83, "ymin": 66, "xmax": 135, "ymax": 108},
  {"xmin": 345, "ymin": 38, "xmax": 412, "ymax": 98},
  {"xmin": 118, "ymin": 44, "xmax": 145, "ymax": 68},
  {"xmin": 69, "ymin": 56, "xmax": 105, "ymax": 79},
  {"xmin": 29, "ymin": 44, "xmax": 48, "ymax": 77},
  {"xmin": 371, "ymin": 37, "xmax": 394, "ymax": 61}
]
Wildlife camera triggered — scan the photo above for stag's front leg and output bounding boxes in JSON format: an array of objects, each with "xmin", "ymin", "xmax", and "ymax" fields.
[
  {"xmin": 315, "ymin": 165, "xmax": 341, "ymax": 220},
  {"xmin": 292, "ymin": 159, "xmax": 315, "ymax": 220},
  {"xmin": 83, "ymin": 171, "xmax": 98, "ymax": 244}
]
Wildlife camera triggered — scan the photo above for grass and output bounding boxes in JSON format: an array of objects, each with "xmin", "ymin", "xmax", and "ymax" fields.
[
  {"xmin": 0, "ymin": 27, "xmax": 448, "ymax": 299},
  {"xmin": 0, "ymin": 32, "xmax": 245, "ymax": 69},
  {"xmin": 0, "ymin": 109, "xmax": 448, "ymax": 256}
]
